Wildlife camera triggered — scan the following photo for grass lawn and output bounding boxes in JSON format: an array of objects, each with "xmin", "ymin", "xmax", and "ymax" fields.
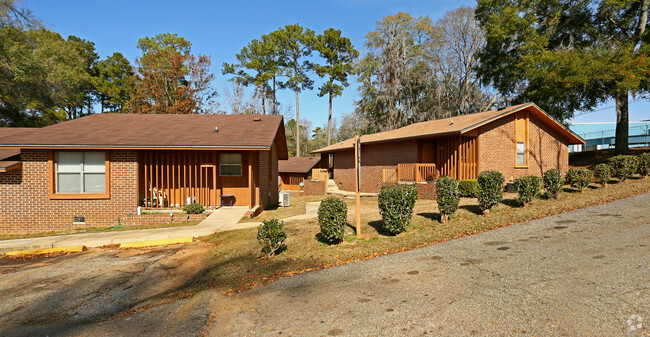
[
  {"xmin": 239, "ymin": 195, "xmax": 326, "ymax": 223},
  {"xmin": 0, "ymin": 221, "xmax": 202, "ymax": 241},
  {"xmin": 183, "ymin": 175, "xmax": 650, "ymax": 296}
]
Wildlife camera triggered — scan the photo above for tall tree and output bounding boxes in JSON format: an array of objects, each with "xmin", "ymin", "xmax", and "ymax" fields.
[
  {"xmin": 93, "ymin": 52, "xmax": 135, "ymax": 112},
  {"xmin": 476, "ymin": 0, "xmax": 650, "ymax": 154},
  {"xmin": 64, "ymin": 35, "xmax": 99, "ymax": 119},
  {"xmin": 128, "ymin": 33, "xmax": 217, "ymax": 114},
  {"xmin": 356, "ymin": 11, "xmax": 495, "ymax": 133},
  {"xmin": 356, "ymin": 13, "xmax": 437, "ymax": 132},
  {"xmin": 313, "ymin": 28, "xmax": 358, "ymax": 146},
  {"xmin": 271, "ymin": 24, "xmax": 315, "ymax": 157},
  {"xmin": 431, "ymin": 6, "xmax": 497, "ymax": 116},
  {"xmin": 284, "ymin": 118, "xmax": 312, "ymax": 157},
  {"xmin": 0, "ymin": 27, "xmax": 90, "ymax": 126},
  {"xmin": 222, "ymin": 36, "xmax": 279, "ymax": 115},
  {"xmin": 0, "ymin": 0, "xmax": 36, "ymax": 28}
]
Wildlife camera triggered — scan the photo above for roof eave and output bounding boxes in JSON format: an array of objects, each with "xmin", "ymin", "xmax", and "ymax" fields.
[
  {"xmin": 0, "ymin": 145, "xmax": 272, "ymax": 150},
  {"xmin": 460, "ymin": 102, "xmax": 586, "ymax": 145}
]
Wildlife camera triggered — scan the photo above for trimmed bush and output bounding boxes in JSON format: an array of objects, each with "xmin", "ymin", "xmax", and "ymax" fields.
[
  {"xmin": 182, "ymin": 202, "xmax": 204, "ymax": 214},
  {"xmin": 436, "ymin": 177, "xmax": 460, "ymax": 223},
  {"xmin": 513, "ymin": 176, "xmax": 542, "ymax": 205},
  {"xmin": 317, "ymin": 197, "xmax": 348, "ymax": 243},
  {"xmin": 458, "ymin": 179, "xmax": 480, "ymax": 198},
  {"xmin": 609, "ymin": 155, "xmax": 639, "ymax": 181},
  {"xmin": 565, "ymin": 168, "xmax": 592, "ymax": 192},
  {"xmin": 257, "ymin": 218, "xmax": 287, "ymax": 256},
  {"xmin": 638, "ymin": 152, "xmax": 650, "ymax": 178},
  {"xmin": 593, "ymin": 163, "xmax": 612, "ymax": 187},
  {"xmin": 477, "ymin": 171, "xmax": 504, "ymax": 214},
  {"xmin": 543, "ymin": 168, "xmax": 563, "ymax": 199},
  {"xmin": 378, "ymin": 184, "xmax": 418, "ymax": 235}
]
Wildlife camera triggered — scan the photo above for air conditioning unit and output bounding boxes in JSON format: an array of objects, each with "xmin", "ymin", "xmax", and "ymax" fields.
[{"xmin": 279, "ymin": 192, "xmax": 290, "ymax": 207}]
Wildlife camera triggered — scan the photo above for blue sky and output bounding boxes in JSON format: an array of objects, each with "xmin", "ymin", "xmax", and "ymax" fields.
[{"xmin": 27, "ymin": 0, "xmax": 649, "ymax": 129}]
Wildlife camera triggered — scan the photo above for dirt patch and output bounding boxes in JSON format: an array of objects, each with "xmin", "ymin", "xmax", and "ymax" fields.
[{"xmin": 0, "ymin": 242, "xmax": 212, "ymax": 328}]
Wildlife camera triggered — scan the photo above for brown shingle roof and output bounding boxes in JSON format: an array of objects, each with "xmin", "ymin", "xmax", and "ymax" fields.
[
  {"xmin": 278, "ymin": 157, "xmax": 321, "ymax": 173},
  {"xmin": 313, "ymin": 103, "xmax": 584, "ymax": 153},
  {"xmin": 0, "ymin": 114, "xmax": 285, "ymax": 152},
  {"xmin": 0, "ymin": 128, "xmax": 31, "ymax": 171},
  {"xmin": 0, "ymin": 149, "xmax": 20, "ymax": 172}
]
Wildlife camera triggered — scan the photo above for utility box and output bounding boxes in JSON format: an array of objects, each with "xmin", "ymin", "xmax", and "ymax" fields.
[{"xmin": 279, "ymin": 192, "xmax": 291, "ymax": 207}]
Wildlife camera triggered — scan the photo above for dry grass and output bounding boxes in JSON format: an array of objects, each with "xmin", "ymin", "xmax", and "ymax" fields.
[
  {"xmin": 0, "ymin": 221, "xmax": 201, "ymax": 241},
  {"xmin": 190, "ymin": 176, "xmax": 650, "ymax": 296}
]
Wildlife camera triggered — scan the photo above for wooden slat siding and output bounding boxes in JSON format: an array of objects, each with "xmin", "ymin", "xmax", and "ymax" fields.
[
  {"xmin": 212, "ymin": 151, "xmax": 217, "ymax": 208},
  {"xmin": 140, "ymin": 150, "xmax": 256, "ymax": 208}
]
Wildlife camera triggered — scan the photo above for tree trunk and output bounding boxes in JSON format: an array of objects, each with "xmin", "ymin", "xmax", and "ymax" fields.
[
  {"xmin": 261, "ymin": 85, "xmax": 266, "ymax": 115},
  {"xmin": 327, "ymin": 92, "xmax": 332, "ymax": 146},
  {"xmin": 295, "ymin": 85, "xmax": 301, "ymax": 157},
  {"xmin": 615, "ymin": 91, "xmax": 630, "ymax": 154},
  {"xmin": 272, "ymin": 77, "xmax": 277, "ymax": 115}
]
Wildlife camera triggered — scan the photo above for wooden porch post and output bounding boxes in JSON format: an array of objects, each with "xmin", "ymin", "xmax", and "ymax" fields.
[{"xmin": 249, "ymin": 151, "xmax": 255, "ymax": 209}]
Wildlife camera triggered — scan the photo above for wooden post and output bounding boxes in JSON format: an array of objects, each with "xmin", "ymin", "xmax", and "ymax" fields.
[{"xmin": 354, "ymin": 135, "xmax": 361, "ymax": 236}]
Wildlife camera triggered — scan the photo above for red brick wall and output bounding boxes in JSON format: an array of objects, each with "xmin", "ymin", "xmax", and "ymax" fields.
[
  {"xmin": 478, "ymin": 114, "xmax": 569, "ymax": 181},
  {"xmin": 303, "ymin": 179, "xmax": 327, "ymax": 196},
  {"xmin": 0, "ymin": 149, "xmax": 139, "ymax": 233},
  {"xmin": 333, "ymin": 140, "xmax": 418, "ymax": 193}
]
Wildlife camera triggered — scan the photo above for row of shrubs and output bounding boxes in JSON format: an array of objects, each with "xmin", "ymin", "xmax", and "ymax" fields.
[
  {"xmin": 258, "ymin": 153, "xmax": 649, "ymax": 256},
  {"xmin": 436, "ymin": 153, "xmax": 650, "ymax": 223}
]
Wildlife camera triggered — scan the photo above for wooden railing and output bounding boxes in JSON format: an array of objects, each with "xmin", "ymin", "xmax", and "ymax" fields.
[
  {"xmin": 397, "ymin": 163, "xmax": 438, "ymax": 182},
  {"xmin": 382, "ymin": 169, "xmax": 397, "ymax": 183},
  {"xmin": 311, "ymin": 168, "xmax": 328, "ymax": 181}
]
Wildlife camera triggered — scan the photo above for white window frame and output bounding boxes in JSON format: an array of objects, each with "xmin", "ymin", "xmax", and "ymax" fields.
[
  {"xmin": 516, "ymin": 142, "xmax": 526, "ymax": 166},
  {"xmin": 55, "ymin": 151, "xmax": 107, "ymax": 194},
  {"xmin": 220, "ymin": 153, "xmax": 242, "ymax": 177}
]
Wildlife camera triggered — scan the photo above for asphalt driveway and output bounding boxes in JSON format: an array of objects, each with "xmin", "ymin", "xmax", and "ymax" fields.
[{"xmin": 207, "ymin": 193, "xmax": 649, "ymax": 336}]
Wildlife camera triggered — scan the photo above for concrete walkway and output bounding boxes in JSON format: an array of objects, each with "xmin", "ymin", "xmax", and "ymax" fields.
[{"xmin": 0, "ymin": 206, "xmax": 249, "ymax": 254}]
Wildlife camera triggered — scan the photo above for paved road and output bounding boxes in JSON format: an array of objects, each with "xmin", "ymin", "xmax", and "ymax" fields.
[{"xmin": 207, "ymin": 193, "xmax": 649, "ymax": 336}]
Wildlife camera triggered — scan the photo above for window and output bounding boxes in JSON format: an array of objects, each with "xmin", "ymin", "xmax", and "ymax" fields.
[
  {"xmin": 515, "ymin": 111, "xmax": 529, "ymax": 167},
  {"xmin": 220, "ymin": 153, "xmax": 242, "ymax": 176},
  {"xmin": 56, "ymin": 152, "xmax": 106, "ymax": 193},
  {"xmin": 516, "ymin": 142, "xmax": 526, "ymax": 165}
]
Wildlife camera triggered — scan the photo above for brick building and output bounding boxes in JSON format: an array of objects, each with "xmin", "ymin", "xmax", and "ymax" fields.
[
  {"xmin": 0, "ymin": 114, "xmax": 287, "ymax": 233},
  {"xmin": 278, "ymin": 157, "xmax": 322, "ymax": 190},
  {"xmin": 313, "ymin": 103, "xmax": 585, "ymax": 193}
]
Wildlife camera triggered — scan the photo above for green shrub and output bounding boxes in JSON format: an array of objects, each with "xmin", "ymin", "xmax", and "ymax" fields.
[
  {"xmin": 543, "ymin": 168, "xmax": 563, "ymax": 199},
  {"xmin": 565, "ymin": 168, "xmax": 592, "ymax": 192},
  {"xmin": 378, "ymin": 184, "xmax": 418, "ymax": 235},
  {"xmin": 436, "ymin": 177, "xmax": 460, "ymax": 223},
  {"xmin": 513, "ymin": 176, "xmax": 542, "ymax": 205},
  {"xmin": 593, "ymin": 163, "xmax": 612, "ymax": 187},
  {"xmin": 257, "ymin": 218, "xmax": 287, "ymax": 256},
  {"xmin": 638, "ymin": 152, "xmax": 650, "ymax": 178},
  {"xmin": 458, "ymin": 179, "xmax": 479, "ymax": 198},
  {"xmin": 317, "ymin": 197, "xmax": 348, "ymax": 243},
  {"xmin": 477, "ymin": 171, "xmax": 504, "ymax": 213},
  {"xmin": 609, "ymin": 155, "xmax": 639, "ymax": 180},
  {"xmin": 182, "ymin": 202, "xmax": 204, "ymax": 214}
]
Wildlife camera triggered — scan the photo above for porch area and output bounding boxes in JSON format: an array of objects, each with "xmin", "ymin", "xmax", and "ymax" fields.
[
  {"xmin": 138, "ymin": 150, "xmax": 260, "ymax": 209},
  {"xmin": 382, "ymin": 135, "xmax": 479, "ymax": 183}
]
